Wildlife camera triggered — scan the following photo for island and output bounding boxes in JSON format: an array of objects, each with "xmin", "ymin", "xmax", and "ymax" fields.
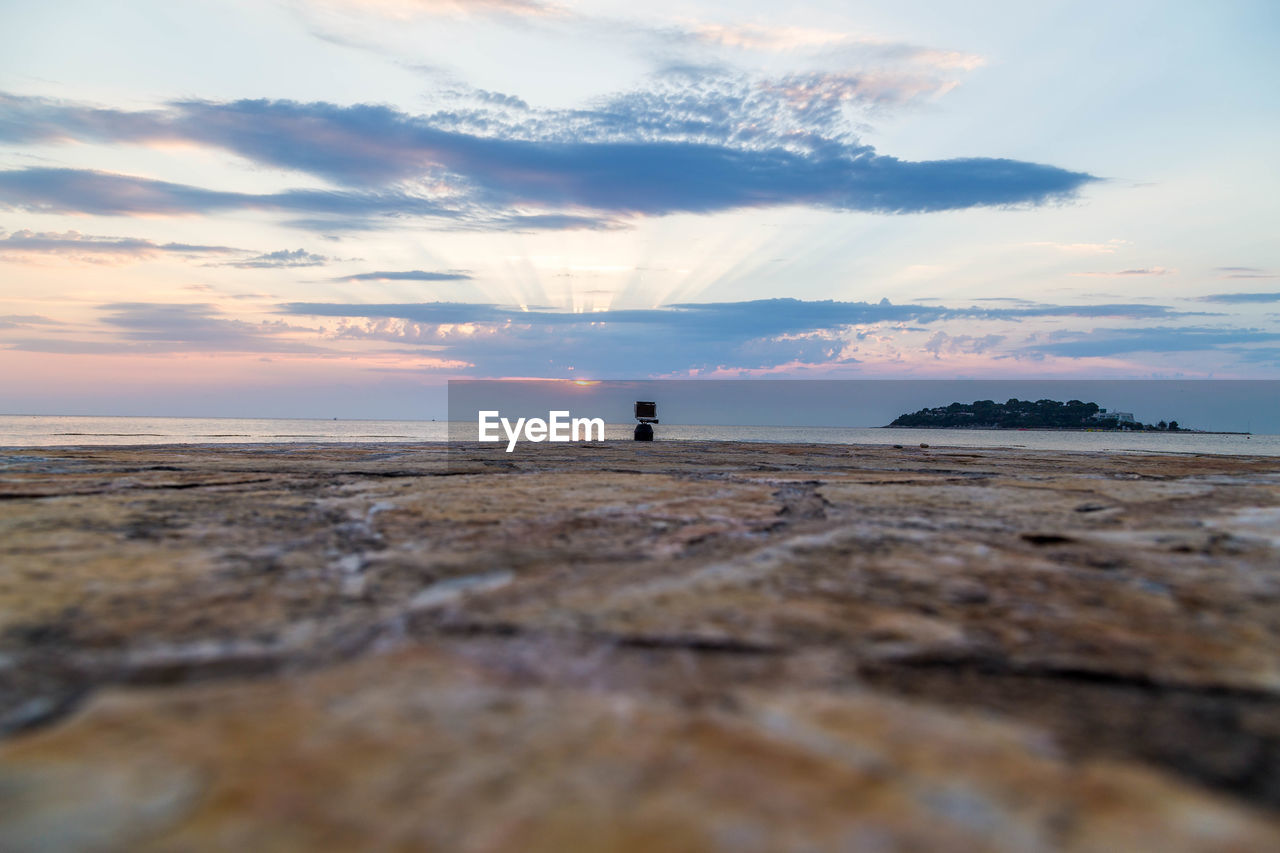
[{"xmin": 889, "ymin": 398, "xmax": 1183, "ymax": 431}]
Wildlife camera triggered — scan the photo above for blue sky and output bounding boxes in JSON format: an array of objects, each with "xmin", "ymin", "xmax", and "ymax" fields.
[{"xmin": 1, "ymin": 0, "xmax": 1278, "ymax": 417}]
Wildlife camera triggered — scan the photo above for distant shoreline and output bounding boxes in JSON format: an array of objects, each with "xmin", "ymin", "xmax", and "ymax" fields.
[
  {"xmin": 881, "ymin": 425, "xmax": 1252, "ymax": 436},
  {"xmin": 2, "ymin": 419, "xmax": 1273, "ymax": 455}
]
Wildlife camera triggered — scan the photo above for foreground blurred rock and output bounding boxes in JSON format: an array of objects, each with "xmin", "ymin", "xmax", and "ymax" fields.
[{"xmin": 1, "ymin": 441, "xmax": 1278, "ymax": 850}]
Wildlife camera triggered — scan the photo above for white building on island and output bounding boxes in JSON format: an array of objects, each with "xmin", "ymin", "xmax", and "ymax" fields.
[{"xmin": 1091, "ymin": 408, "xmax": 1135, "ymax": 423}]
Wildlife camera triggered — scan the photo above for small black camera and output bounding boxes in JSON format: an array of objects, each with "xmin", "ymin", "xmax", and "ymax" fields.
[{"xmin": 634, "ymin": 401, "xmax": 658, "ymax": 441}]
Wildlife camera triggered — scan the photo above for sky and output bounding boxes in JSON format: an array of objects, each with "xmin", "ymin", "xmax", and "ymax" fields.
[{"xmin": 1, "ymin": 0, "xmax": 1278, "ymax": 418}]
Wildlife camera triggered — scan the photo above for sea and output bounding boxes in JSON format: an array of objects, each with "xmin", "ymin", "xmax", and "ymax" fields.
[{"xmin": 1, "ymin": 415, "xmax": 1278, "ymax": 456}]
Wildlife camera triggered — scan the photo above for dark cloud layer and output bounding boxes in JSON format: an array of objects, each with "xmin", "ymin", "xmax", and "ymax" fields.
[
  {"xmin": 276, "ymin": 297, "xmax": 1184, "ymax": 375},
  {"xmin": 282, "ymin": 298, "xmax": 1179, "ymax": 332},
  {"xmin": 2, "ymin": 296, "xmax": 1250, "ymax": 374},
  {"xmin": 289, "ymin": 297, "xmax": 933, "ymax": 333},
  {"xmin": 0, "ymin": 91, "xmax": 1097, "ymax": 228}
]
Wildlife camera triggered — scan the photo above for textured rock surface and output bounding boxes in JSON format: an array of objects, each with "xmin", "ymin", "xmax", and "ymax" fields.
[{"xmin": 1, "ymin": 441, "xmax": 1279, "ymax": 849}]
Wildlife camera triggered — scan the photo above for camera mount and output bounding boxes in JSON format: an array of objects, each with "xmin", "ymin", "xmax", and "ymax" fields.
[{"xmin": 633, "ymin": 401, "xmax": 658, "ymax": 441}]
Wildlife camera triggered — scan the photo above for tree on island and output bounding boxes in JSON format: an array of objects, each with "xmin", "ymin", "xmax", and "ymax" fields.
[{"xmin": 888, "ymin": 398, "xmax": 1184, "ymax": 431}]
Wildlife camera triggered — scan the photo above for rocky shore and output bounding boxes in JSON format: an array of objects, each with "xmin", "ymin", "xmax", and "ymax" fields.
[{"xmin": 2, "ymin": 441, "xmax": 1279, "ymax": 850}]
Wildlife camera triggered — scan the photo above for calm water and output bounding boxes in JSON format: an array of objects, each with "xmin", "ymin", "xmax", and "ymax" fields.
[
  {"xmin": 1, "ymin": 415, "xmax": 1277, "ymax": 456},
  {"xmin": 0, "ymin": 415, "xmax": 450, "ymax": 445}
]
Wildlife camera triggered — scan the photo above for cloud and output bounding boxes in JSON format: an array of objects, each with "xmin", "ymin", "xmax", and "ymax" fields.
[
  {"xmin": 303, "ymin": 1, "xmax": 985, "ymax": 102},
  {"xmin": 681, "ymin": 22, "xmax": 984, "ymax": 71},
  {"xmin": 0, "ymin": 229, "xmax": 335, "ymax": 270},
  {"xmin": 1073, "ymin": 267, "xmax": 1174, "ymax": 277},
  {"xmin": 0, "ymin": 93, "xmax": 169, "ymax": 146},
  {"xmin": 102, "ymin": 303, "xmax": 315, "ymax": 351},
  {"xmin": 1197, "ymin": 292, "xmax": 1280, "ymax": 304},
  {"xmin": 0, "ymin": 228, "xmax": 236, "ymax": 263},
  {"xmin": 0, "ymin": 313, "xmax": 57, "ymax": 330},
  {"xmin": 334, "ymin": 269, "xmax": 471, "ymax": 282},
  {"xmin": 1021, "ymin": 326, "xmax": 1280, "ymax": 358},
  {"xmin": 0, "ymin": 91, "xmax": 1097, "ymax": 226},
  {"xmin": 0, "ymin": 303, "xmax": 328, "ymax": 355},
  {"xmin": 487, "ymin": 213, "xmax": 628, "ymax": 231},
  {"xmin": 686, "ymin": 23, "xmax": 874, "ymax": 53},
  {"xmin": 0, "ymin": 295, "xmax": 1218, "ymax": 374},
  {"xmin": 307, "ymin": 0, "xmax": 563, "ymax": 21},
  {"xmin": 0, "ymin": 166, "xmax": 461, "ymax": 219},
  {"xmin": 981, "ymin": 303, "xmax": 1183, "ymax": 319},
  {"xmin": 1025, "ymin": 239, "xmax": 1127, "ymax": 254},
  {"xmin": 1215, "ymin": 266, "xmax": 1276, "ymax": 279},
  {"xmin": 283, "ymin": 298, "xmax": 1183, "ymax": 332},
  {"xmin": 223, "ymin": 248, "xmax": 330, "ymax": 268},
  {"xmin": 276, "ymin": 297, "xmax": 1190, "ymax": 375},
  {"xmin": 923, "ymin": 331, "xmax": 1005, "ymax": 358},
  {"xmin": 285, "ymin": 298, "xmax": 935, "ymax": 336},
  {"xmin": 1233, "ymin": 347, "xmax": 1280, "ymax": 365},
  {"xmin": 0, "ymin": 166, "xmax": 622, "ymax": 232},
  {"xmin": 308, "ymin": 299, "xmax": 875, "ymax": 375},
  {"xmin": 752, "ymin": 71, "xmax": 960, "ymax": 115}
]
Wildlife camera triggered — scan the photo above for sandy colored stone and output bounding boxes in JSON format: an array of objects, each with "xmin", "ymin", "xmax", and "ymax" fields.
[
  {"xmin": 3, "ymin": 647, "xmax": 1276, "ymax": 852},
  {"xmin": 1, "ymin": 441, "xmax": 1279, "ymax": 849}
]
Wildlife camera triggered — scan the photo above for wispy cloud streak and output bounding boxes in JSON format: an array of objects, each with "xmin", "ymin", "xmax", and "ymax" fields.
[
  {"xmin": 1073, "ymin": 267, "xmax": 1174, "ymax": 278},
  {"xmin": 0, "ymin": 229, "xmax": 236, "ymax": 262},
  {"xmin": 1198, "ymin": 292, "xmax": 1280, "ymax": 304},
  {"xmin": 334, "ymin": 270, "xmax": 471, "ymax": 282},
  {"xmin": 223, "ymin": 248, "xmax": 330, "ymax": 268},
  {"xmin": 1022, "ymin": 326, "xmax": 1280, "ymax": 358}
]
